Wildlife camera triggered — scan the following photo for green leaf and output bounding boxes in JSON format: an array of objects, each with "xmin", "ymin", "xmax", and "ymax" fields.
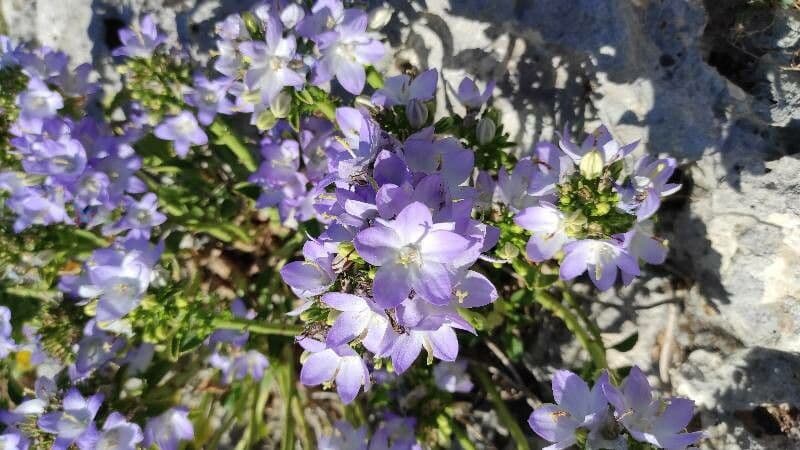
[
  {"xmin": 294, "ymin": 89, "xmax": 314, "ymax": 105},
  {"xmin": 366, "ymin": 65, "xmax": 384, "ymax": 89},
  {"xmin": 209, "ymin": 120, "xmax": 258, "ymax": 171},
  {"xmin": 535, "ymin": 273, "xmax": 559, "ymax": 289},
  {"xmin": 611, "ymin": 332, "xmax": 638, "ymax": 352},
  {"xmin": 192, "ymin": 223, "xmax": 253, "ymax": 244}
]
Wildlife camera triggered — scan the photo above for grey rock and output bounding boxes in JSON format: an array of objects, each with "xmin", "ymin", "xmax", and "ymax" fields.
[{"xmin": 672, "ymin": 347, "xmax": 800, "ymax": 449}]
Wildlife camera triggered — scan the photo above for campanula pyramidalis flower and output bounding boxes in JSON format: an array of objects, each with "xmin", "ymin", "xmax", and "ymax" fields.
[
  {"xmin": 601, "ymin": 367, "xmax": 704, "ymax": 449},
  {"xmin": 143, "ymin": 408, "xmax": 194, "ymax": 450},
  {"xmin": 0, "ymin": 307, "xmax": 16, "ymax": 359},
  {"xmin": 298, "ymin": 337, "xmax": 371, "ymax": 404},
  {"xmin": 89, "ymin": 412, "xmax": 144, "ymax": 450},
  {"xmin": 433, "ymin": 361, "xmax": 473, "ymax": 393},
  {"xmin": 154, "ymin": 111, "xmax": 208, "ymax": 158},
  {"xmin": 309, "ymin": 8, "xmax": 386, "ymax": 94},
  {"xmin": 559, "ymin": 238, "xmax": 640, "ymax": 291},
  {"xmin": 37, "ymin": 388, "xmax": 103, "ymax": 450},
  {"xmin": 239, "ymin": 18, "xmax": 305, "ymax": 108},
  {"xmin": 321, "ymin": 292, "xmax": 396, "ymax": 356},
  {"xmin": 618, "ymin": 156, "xmax": 682, "ymax": 221},
  {"xmin": 528, "ymin": 370, "xmax": 611, "ymax": 450},
  {"xmin": 184, "ymin": 75, "xmax": 234, "ymax": 125},
  {"xmin": 372, "ymin": 69, "xmax": 438, "ymax": 107},
  {"xmin": 353, "ymin": 201, "xmax": 473, "ymax": 307},
  {"xmin": 112, "ymin": 14, "xmax": 167, "ymax": 59},
  {"xmin": 514, "ymin": 202, "xmax": 575, "ymax": 263},
  {"xmin": 456, "ymin": 76, "xmax": 494, "ymax": 110},
  {"xmin": 318, "ymin": 420, "xmax": 368, "ymax": 450}
]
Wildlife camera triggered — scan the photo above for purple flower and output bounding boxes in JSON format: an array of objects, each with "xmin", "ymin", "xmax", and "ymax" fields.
[
  {"xmin": 474, "ymin": 170, "xmax": 496, "ymax": 211},
  {"xmin": 153, "ymin": 111, "xmax": 208, "ymax": 158},
  {"xmin": 353, "ymin": 202, "xmax": 474, "ymax": 307},
  {"xmin": 311, "ymin": 10, "xmax": 386, "ymax": 94},
  {"xmin": 389, "ymin": 300, "xmax": 473, "ymax": 374},
  {"xmin": 61, "ymin": 239, "xmax": 161, "ymax": 322},
  {"xmin": 368, "ymin": 415, "xmax": 421, "ymax": 450},
  {"xmin": 184, "ymin": 75, "xmax": 234, "ymax": 125},
  {"xmin": 456, "ymin": 77, "xmax": 494, "ymax": 110},
  {"xmin": 254, "ymin": 139, "xmax": 301, "ymax": 186},
  {"xmin": 617, "ymin": 226, "xmax": 668, "ymax": 284},
  {"xmin": 209, "ymin": 350, "xmax": 270, "ymax": 384},
  {"xmin": 559, "ymin": 239, "xmax": 640, "ymax": 291},
  {"xmin": 16, "ymin": 46, "xmax": 68, "ymax": 82},
  {"xmin": 74, "ymin": 321, "xmax": 125, "ymax": 378},
  {"xmin": 16, "ymin": 77, "xmax": 63, "ymax": 129},
  {"xmin": 22, "ymin": 137, "xmax": 88, "ymax": 182},
  {"xmin": 143, "ymin": 408, "xmax": 194, "ymax": 450},
  {"xmin": 558, "ymin": 124, "xmax": 637, "ymax": 179},
  {"xmin": 433, "ymin": 361, "xmax": 473, "ymax": 393},
  {"xmin": 5, "ymin": 188, "xmax": 71, "ymax": 232},
  {"xmin": 0, "ymin": 36, "xmax": 21, "ymax": 69},
  {"xmin": 38, "ymin": 388, "xmax": 103, "ymax": 450},
  {"xmin": 104, "ymin": 193, "xmax": 166, "ymax": 238},
  {"xmin": 0, "ymin": 306, "xmax": 17, "ymax": 358},
  {"xmin": 239, "ymin": 21, "xmax": 305, "ymax": 108},
  {"xmin": 514, "ymin": 202, "xmax": 574, "ymax": 263},
  {"xmin": 319, "ymin": 420, "xmax": 368, "ymax": 450},
  {"xmin": 208, "ymin": 299, "xmax": 255, "ymax": 347},
  {"xmin": 54, "ymin": 63, "xmax": 99, "ymax": 98},
  {"xmin": 280, "ymin": 239, "xmax": 337, "ymax": 298},
  {"xmin": 329, "ymin": 107, "xmax": 381, "ymax": 181},
  {"xmin": 0, "ymin": 397, "xmax": 46, "ymax": 426},
  {"xmin": 372, "ymin": 69, "xmax": 438, "ymax": 107},
  {"xmin": 298, "ymin": 337, "xmax": 371, "ymax": 404},
  {"xmin": 280, "ymin": 4, "xmax": 307, "ymax": 29},
  {"xmin": 321, "ymin": 293, "xmax": 396, "ymax": 356},
  {"xmin": 0, "ymin": 427, "xmax": 29, "ymax": 450},
  {"xmin": 528, "ymin": 370, "xmax": 617, "ymax": 450},
  {"xmin": 402, "ymin": 128, "xmax": 474, "ymax": 187},
  {"xmin": 112, "ymin": 14, "xmax": 167, "ymax": 59},
  {"xmin": 601, "ymin": 367, "xmax": 704, "ymax": 449},
  {"xmin": 497, "ymin": 158, "xmax": 543, "ymax": 211},
  {"xmin": 618, "ymin": 156, "xmax": 681, "ymax": 221},
  {"xmin": 90, "ymin": 412, "xmax": 144, "ymax": 450}
]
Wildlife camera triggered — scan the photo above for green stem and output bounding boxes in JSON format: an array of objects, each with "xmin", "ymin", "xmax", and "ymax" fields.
[
  {"xmin": 534, "ymin": 290, "xmax": 607, "ymax": 369},
  {"xmin": 291, "ymin": 394, "xmax": 314, "ymax": 449},
  {"xmin": 452, "ymin": 420, "xmax": 477, "ymax": 450},
  {"xmin": 472, "ymin": 365, "xmax": 530, "ymax": 450},
  {"xmin": 278, "ymin": 347, "xmax": 296, "ymax": 450},
  {"xmin": 209, "ymin": 120, "xmax": 257, "ymax": 172},
  {"xmin": 211, "ymin": 318, "xmax": 302, "ymax": 337},
  {"xmin": 561, "ymin": 288, "xmax": 604, "ymax": 345},
  {"xmin": 3, "ymin": 286, "xmax": 60, "ymax": 302}
]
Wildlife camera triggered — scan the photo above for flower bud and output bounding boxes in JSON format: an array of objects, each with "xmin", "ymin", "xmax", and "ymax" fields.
[
  {"xmin": 241, "ymin": 12, "xmax": 262, "ymax": 39},
  {"xmin": 270, "ymin": 91, "xmax": 293, "ymax": 119},
  {"xmin": 579, "ymin": 149, "xmax": 604, "ymax": 180},
  {"xmin": 496, "ymin": 242, "xmax": 519, "ymax": 261},
  {"xmin": 476, "ymin": 117, "xmax": 496, "ymax": 145},
  {"xmin": 368, "ymin": 6, "xmax": 393, "ymax": 30},
  {"xmin": 405, "ymin": 99, "xmax": 428, "ymax": 128},
  {"xmin": 280, "ymin": 4, "xmax": 305, "ymax": 29}
]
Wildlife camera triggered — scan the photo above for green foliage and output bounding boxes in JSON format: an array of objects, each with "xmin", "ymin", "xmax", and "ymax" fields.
[{"xmin": 557, "ymin": 162, "xmax": 636, "ymax": 238}]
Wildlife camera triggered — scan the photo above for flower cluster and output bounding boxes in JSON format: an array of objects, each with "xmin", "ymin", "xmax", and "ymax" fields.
[
  {"xmin": 319, "ymin": 414, "xmax": 421, "ymax": 450},
  {"xmin": 207, "ymin": 0, "xmax": 385, "ymax": 129},
  {"xmin": 207, "ymin": 299, "xmax": 270, "ymax": 383},
  {"xmin": 277, "ymin": 69, "xmax": 502, "ymax": 403},
  {"xmin": 494, "ymin": 125, "xmax": 679, "ymax": 291},
  {"xmin": 529, "ymin": 367, "xmax": 703, "ymax": 449}
]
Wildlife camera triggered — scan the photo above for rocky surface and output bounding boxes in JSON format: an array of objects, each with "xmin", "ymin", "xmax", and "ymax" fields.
[{"xmin": 2, "ymin": 0, "xmax": 799, "ymax": 447}]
